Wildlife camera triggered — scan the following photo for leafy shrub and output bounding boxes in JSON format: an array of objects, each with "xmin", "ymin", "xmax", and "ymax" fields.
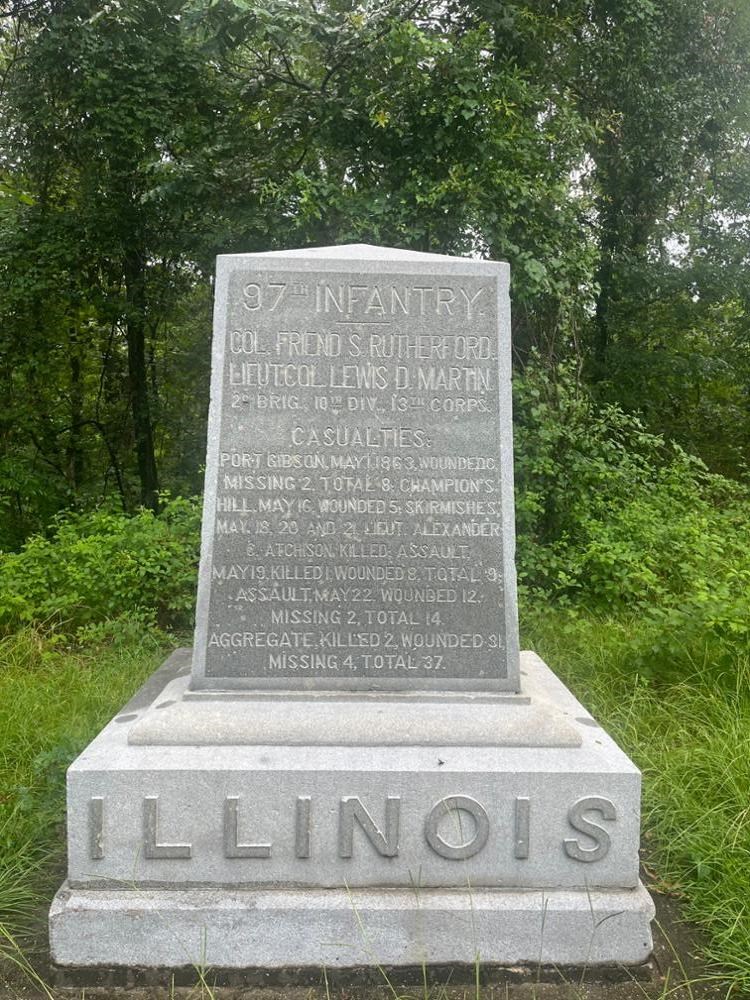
[
  {"xmin": 0, "ymin": 497, "xmax": 200, "ymax": 635},
  {"xmin": 514, "ymin": 359, "xmax": 750, "ymax": 679},
  {"xmin": 514, "ymin": 360, "xmax": 747, "ymax": 599},
  {"xmin": 514, "ymin": 358, "xmax": 673, "ymax": 600}
]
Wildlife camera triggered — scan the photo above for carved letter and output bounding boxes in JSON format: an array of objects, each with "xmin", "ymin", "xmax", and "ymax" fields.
[
  {"xmin": 143, "ymin": 797, "xmax": 192, "ymax": 859},
  {"xmin": 89, "ymin": 797, "xmax": 104, "ymax": 860},
  {"xmin": 338, "ymin": 797, "xmax": 400, "ymax": 858},
  {"xmin": 295, "ymin": 796, "xmax": 311, "ymax": 859},
  {"xmin": 223, "ymin": 797, "xmax": 271, "ymax": 858},
  {"xmin": 424, "ymin": 795, "xmax": 489, "ymax": 860},
  {"xmin": 514, "ymin": 796, "xmax": 530, "ymax": 859},
  {"xmin": 459, "ymin": 286, "xmax": 486, "ymax": 318},
  {"xmin": 564, "ymin": 796, "xmax": 615, "ymax": 862}
]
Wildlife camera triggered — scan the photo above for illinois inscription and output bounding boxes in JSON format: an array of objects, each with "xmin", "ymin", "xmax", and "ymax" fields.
[{"xmin": 193, "ymin": 258, "xmax": 517, "ymax": 690}]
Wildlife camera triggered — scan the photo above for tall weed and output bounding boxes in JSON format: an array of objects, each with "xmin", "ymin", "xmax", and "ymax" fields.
[{"xmin": 0, "ymin": 623, "xmax": 168, "ymax": 933}]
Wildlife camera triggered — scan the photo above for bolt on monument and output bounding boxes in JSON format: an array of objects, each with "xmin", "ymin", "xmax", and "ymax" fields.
[{"xmin": 50, "ymin": 244, "xmax": 654, "ymax": 970}]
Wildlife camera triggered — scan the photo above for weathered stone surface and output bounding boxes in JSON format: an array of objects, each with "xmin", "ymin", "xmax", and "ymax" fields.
[
  {"xmin": 66, "ymin": 651, "xmax": 640, "ymax": 892},
  {"xmin": 50, "ymin": 245, "xmax": 654, "ymax": 970},
  {"xmin": 50, "ymin": 882, "xmax": 656, "ymax": 968},
  {"xmin": 193, "ymin": 245, "xmax": 519, "ymax": 691},
  {"xmin": 126, "ymin": 675, "xmax": 582, "ymax": 748}
]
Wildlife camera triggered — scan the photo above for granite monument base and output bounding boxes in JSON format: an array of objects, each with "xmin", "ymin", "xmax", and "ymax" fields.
[
  {"xmin": 50, "ymin": 883, "xmax": 654, "ymax": 968},
  {"xmin": 50, "ymin": 650, "xmax": 654, "ymax": 968}
]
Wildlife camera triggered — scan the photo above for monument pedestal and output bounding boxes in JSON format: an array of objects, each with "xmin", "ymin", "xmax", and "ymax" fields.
[
  {"xmin": 50, "ymin": 244, "xmax": 654, "ymax": 969},
  {"xmin": 50, "ymin": 885, "xmax": 654, "ymax": 969},
  {"xmin": 50, "ymin": 649, "xmax": 654, "ymax": 969}
]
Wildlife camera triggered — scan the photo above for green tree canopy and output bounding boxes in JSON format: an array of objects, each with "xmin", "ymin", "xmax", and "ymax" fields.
[{"xmin": 1, "ymin": 0, "xmax": 749, "ymax": 544}]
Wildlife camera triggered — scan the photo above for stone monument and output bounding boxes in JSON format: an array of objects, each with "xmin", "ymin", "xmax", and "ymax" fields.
[{"xmin": 50, "ymin": 245, "xmax": 654, "ymax": 970}]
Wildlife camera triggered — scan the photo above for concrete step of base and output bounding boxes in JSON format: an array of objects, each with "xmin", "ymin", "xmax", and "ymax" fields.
[{"xmin": 50, "ymin": 881, "xmax": 655, "ymax": 969}]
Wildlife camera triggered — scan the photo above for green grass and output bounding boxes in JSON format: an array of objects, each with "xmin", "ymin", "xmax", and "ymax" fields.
[
  {"xmin": 524, "ymin": 608, "xmax": 750, "ymax": 993},
  {"xmin": 0, "ymin": 620, "xmax": 170, "ymax": 934}
]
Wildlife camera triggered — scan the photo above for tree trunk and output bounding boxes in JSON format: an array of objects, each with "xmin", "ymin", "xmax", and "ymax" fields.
[
  {"xmin": 66, "ymin": 322, "xmax": 85, "ymax": 492},
  {"xmin": 124, "ymin": 250, "xmax": 159, "ymax": 511},
  {"xmin": 592, "ymin": 223, "xmax": 614, "ymax": 378}
]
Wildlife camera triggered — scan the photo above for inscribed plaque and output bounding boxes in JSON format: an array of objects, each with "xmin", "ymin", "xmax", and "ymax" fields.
[{"xmin": 192, "ymin": 246, "xmax": 519, "ymax": 691}]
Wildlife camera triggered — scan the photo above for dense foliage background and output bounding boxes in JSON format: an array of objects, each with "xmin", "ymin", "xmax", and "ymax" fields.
[{"xmin": 1, "ymin": 0, "xmax": 750, "ymax": 545}]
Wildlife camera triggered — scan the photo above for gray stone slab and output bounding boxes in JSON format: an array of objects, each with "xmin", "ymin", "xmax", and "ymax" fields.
[
  {"xmin": 64, "ymin": 653, "xmax": 641, "ymax": 891},
  {"xmin": 126, "ymin": 669, "xmax": 582, "ymax": 747},
  {"xmin": 192, "ymin": 244, "xmax": 519, "ymax": 692},
  {"xmin": 49, "ymin": 881, "xmax": 655, "ymax": 968}
]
